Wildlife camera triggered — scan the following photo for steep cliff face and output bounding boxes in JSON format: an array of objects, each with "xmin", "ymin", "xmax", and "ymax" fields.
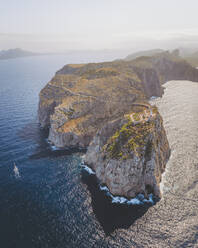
[
  {"xmin": 153, "ymin": 55, "xmax": 198, "ymax": 83},
  {"xmin": 130, "ymin": 50, "xmax": 198, "ymax": 84},
  {"xmin": 37, "ymin": 50, "xmax": 198, "ymax": 198},
  {"xmin": 84, "ymin": 106, "xmax": 170, "ymax": 198},
  {"xmin": 133, "ymin": 67, "xmax": 163, "ymax": 97}
]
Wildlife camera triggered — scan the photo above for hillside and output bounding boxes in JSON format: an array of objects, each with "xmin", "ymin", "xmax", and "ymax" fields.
[{"xmin": 125, "ymin": 49, "xmax": 164, "ymax": 61}]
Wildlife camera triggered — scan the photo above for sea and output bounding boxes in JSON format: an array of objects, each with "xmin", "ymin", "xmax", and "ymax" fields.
[{"xmin": 0, "ymin": 55, "xmax": 198, "ymax": 248}]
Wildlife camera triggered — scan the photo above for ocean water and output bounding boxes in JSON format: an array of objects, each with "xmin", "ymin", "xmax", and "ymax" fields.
[
  {"xmin": 0, "ymin": 55, "xmax": 152, "ymax": 248},
  {"xmin": 0, "ymin": 56, "xmax": 198, "ymax": 248}
]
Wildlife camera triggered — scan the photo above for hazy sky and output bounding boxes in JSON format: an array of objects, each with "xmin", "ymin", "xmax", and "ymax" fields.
[{"xmin": 1, "ymin": 0, "xmax": 198, "ymax": 52}]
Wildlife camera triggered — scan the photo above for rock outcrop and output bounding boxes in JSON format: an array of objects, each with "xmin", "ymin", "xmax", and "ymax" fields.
[{"xmin": 84, "ymin": 106, "xmax": 170, "ymax": 198}]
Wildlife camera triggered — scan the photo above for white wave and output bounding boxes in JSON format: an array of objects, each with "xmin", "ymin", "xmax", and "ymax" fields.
[
  {"xmin": 115, "ymin": 193, "xmax": 154, "ymax": 205},
  {"xmin": 81, "ymin": 164, "xmax": 95, "ymax": 175},
  {"xmin": 50, "ymin": 145, "xmax": 60, "ymax": 151},
  {"xmin": 127, "ymin": 198, "xmax": 142, "ymax": 205},
  {"xmin": 112, "ymin": 196, "xmax": 127, "ymax": 204},
  {"xmin": 46, "ymin": 139, "xmax": 61, "ymax": 151},
  {"xmin": 81, "ymin": 164, "xmax": 154, "ymax": 205},
  {"xmin": 100, "ymin": 184, "xmax": 154, "ymax": 205},
  {"xmin": 143, "ymin": 194, "xmax": 154, "ymax": 204},
  {"xmin": 100, "ymin": 185, "xmax": 109, "ymax": 191}
]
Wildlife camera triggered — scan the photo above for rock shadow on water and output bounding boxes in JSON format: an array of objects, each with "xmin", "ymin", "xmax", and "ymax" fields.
[
  {"xmin": 18, "ymin": 122, "xmax": 49, "ymax": 145},
  {"xmin": 18, "ymin": 122, "xmax": 86, "ymax": 159},
  {"xmin": 81, "ymin": 168, "xmax": 157, "ymax": 236},
  {"xmin": 29, "ymin": 146, "xmax": 86, "ymax": 160}
]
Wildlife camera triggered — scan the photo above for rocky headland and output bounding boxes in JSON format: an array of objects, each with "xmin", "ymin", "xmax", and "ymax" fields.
[{"xmin": 38, "ymin": 50, "xmax": 198, "ymax": 200}]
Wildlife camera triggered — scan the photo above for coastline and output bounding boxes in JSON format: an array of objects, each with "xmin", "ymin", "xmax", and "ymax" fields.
[{"xmin": 80, "ymin": 161, "xmax": 155, "ymax": 206}]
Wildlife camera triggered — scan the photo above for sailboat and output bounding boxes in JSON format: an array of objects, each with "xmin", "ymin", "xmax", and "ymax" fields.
[{"xmin": 14, "ymin": 162, "xmax": 20, "ymax": 178}]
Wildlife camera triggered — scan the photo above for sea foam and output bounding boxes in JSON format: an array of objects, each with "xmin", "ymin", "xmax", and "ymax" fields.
[{"xmin": 81, "ymin": 163, "xmax": 154, "ymax": 205}]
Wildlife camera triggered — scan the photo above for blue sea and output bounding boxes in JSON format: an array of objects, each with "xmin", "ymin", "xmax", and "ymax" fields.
[
  {"xmin": 1, "ymin": 54, "xmax": 198, "ymax": 247},
  {"xmin": 0, "ymin": 55, "xmax": 152, "ymax": 248}
]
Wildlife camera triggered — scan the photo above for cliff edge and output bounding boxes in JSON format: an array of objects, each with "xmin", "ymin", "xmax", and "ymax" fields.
[
  {"xmin": 84, "ymin": 106, "xmax": 170, "ymax": 198},
  {"xmin": 38, "ymin": 50, "xmax": 198, "ymax": 199}
]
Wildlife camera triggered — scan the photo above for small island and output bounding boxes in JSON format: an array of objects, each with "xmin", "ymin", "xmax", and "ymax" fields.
[{"xmin": 0, "ymin": 48, "xmax": 41, "ymax": 60}]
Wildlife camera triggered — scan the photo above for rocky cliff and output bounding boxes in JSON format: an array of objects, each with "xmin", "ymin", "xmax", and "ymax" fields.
[
  {"xmin": 84, "ymin": 106, "xmax": 170, "ymax": 198},
  {"xmin": 129, "ymin": 50, "xmax": 198, "ymax": 83},
  {"xmin": 38, "ymin": 62, "xmax": 159, "ymax": 147},
  {"xmin": 38, "ymin": 51, "xmax": 198, "ymax": 148},
  {"xmin": 38, "ymin": 50, "xmax": 198, "ymax": 199}
]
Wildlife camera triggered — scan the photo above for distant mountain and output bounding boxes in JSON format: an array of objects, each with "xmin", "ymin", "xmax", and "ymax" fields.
[
  {"xmin": 0, "ymin": 48, "xmax": 41, "ymax": 60},
  {"xmin": 124, "ymin": 48, "xmax": 198, "ymax": 68},
  {"xmin": 125, "ymin": 49, "xmax": 164, "ymax": 61}
]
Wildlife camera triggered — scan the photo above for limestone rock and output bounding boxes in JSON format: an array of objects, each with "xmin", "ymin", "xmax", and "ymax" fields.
[{"xmin": 84, "ymin": 107, "xmax": 170, "ymax": 198}]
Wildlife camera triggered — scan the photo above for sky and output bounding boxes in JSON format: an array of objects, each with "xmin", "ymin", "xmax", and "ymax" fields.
[{"xmin": 1, "ymin": 0, "xmax": 198, "ymax": 53}]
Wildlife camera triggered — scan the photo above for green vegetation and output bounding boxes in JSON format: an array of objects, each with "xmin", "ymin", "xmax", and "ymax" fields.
[
  {"xmin": 65, "ymin": 108, "xmax": 75, "ymax": 119},
  {"xmin": 81, "ymin": 67, "xmax": 119, "ymax": 79},
  {"xmin": 104, "ymin": 118, "xmax": 154, "ymax": 160},
  {"xmin": 133, "ymin": 113, "xmax": 140, "ymax": 121},
  {"xmin": 152, "ymin": 106, "xmax": 158, "ymax": 114}
]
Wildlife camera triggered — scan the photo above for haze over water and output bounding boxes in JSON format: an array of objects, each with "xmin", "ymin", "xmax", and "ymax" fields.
[{"xmin": 0, "ymin": 56, "xmax": 198, "ymax": 247}]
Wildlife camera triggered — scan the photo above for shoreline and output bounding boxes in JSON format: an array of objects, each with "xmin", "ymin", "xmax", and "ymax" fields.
[{"xmin": 80, "ymin": 162, "xmax": 155, "ymax": 206}]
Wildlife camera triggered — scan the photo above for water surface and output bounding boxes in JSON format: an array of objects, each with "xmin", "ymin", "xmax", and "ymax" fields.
[{"xmin": 0, "ymin": 56, "xmax": 198, "ymax": 247}]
